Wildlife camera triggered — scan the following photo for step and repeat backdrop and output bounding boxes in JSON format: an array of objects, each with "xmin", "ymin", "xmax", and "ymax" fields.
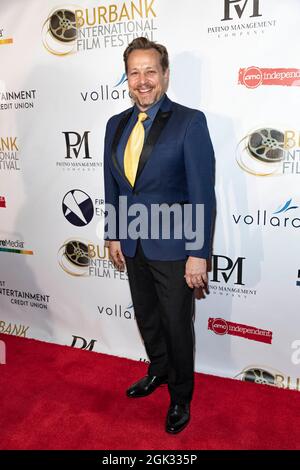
[{"xmin": 1, "ymin": 0, "xmax": 300, "ymax": 391}]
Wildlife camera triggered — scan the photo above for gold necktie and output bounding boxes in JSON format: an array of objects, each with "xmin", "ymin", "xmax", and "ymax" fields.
[{"xmin": 124, "ymin": 112, "xmax": 148, "ymax": 186}]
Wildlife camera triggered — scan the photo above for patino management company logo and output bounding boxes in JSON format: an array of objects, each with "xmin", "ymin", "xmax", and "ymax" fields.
[
  {"xmin": 208, "ymin": 254, "xmax": 257, "ymax": 299},
  {"xmin": 208, "ymin": 0, "xmax": 276, "ymax": 38},
  {"xmin": 232, "ymin": 199, "xmax": 300, "ymax": 230},
  {"xmin": 236, "ymin": 127, "xmax": 300, "ymax": 176},
  {"xmin": 236, "ymin": 366, "xmax": 300, "ymax": 392},
  {"xmin": 57, "ymin": 130, "xmax": 101, "ymax": 172},
  {"xmin": 71, "ymin": 335, "xmax": 97, "ymax": 351},
  {"xmin": 0, "ymin": 137, "xmax": 20, "ymax": 171},
  {"xmin": 42, "ymin": 1, "xmax": 157, "ymax": 56},
  {"xmin": 58, "ymin": 238, "xmax": 128, "ymax": 280}
]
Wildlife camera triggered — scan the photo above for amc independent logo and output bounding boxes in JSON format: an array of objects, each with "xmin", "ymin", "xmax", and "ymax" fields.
[
  {"xmin": 238, "ymin": 67, "xmax": 300, "ymax": 89},
  {"xmin": 208, "ymin": 318, "xmax": 272, "ymax": 344}
]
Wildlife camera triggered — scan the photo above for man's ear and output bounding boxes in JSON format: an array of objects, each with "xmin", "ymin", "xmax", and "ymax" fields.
[{"xmin": 164, "ymin": 68, "xmax": 170, "ymax": 87}]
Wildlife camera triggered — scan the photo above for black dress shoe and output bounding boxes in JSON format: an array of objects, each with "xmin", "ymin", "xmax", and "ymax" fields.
[
  {"xmin": 126, "ymin": 375, "xmax": 168, "ymax": 398},
  {"xmin": 166, "ymin": 403, "xmax": 190, "ymax": 434}
]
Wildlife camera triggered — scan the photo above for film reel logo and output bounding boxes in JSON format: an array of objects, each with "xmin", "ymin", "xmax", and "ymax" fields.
[
  {"xmin": 42, "ymin": 7, "xmax": 79, "ymax": 56},
  {"xmin": 236, "ymin": 366, "xmax": 300, "ymax": 391},
  {"xmin": 236, "ymin": 127, "xmax": 285, "ymax": 176},
  {"xmin": 58, "ymin": 239, "xmax": 90, "ymax": 276}
]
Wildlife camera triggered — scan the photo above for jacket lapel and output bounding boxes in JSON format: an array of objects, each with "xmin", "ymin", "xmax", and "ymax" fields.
[
  {"xmin": 111, "ymin": 108, "xmax": 134, "ymax": 188},
  {"xmin": 134, "ymin": 99, "xmax": 173, "ymax": 187}
]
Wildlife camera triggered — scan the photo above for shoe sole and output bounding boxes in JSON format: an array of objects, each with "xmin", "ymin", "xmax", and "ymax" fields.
[{"xmin": 166, "ymin": 418, "xmax": 190, "ymax": 434}]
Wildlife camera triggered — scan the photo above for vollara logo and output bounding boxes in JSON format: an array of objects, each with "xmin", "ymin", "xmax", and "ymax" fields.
[
  {"xmin": 97, "ymin": 303, "xmax": 135, "ymax": 320},
  {"xmin": 80, "ymin": 72, "xmax": 129, "ymax": 103},
  {"xmin": 208, "ymin": 318, "xmax": 273, "ymax": 344},
  {"xmin": 232, "ymin": 199, "xmax": 300, "ymax": 230},
  {"xmin": 62, "ymin": 189, "xmax": 94, "ymax": 227},
  {"xmin": 236, "ymin": 366, "xmax": 300, "ymax": 392},
  {"xmin": 43, "ymin": 1, "xmax": 157, "ymax": 56},
  {"xmin": 0, "ymin": 196, "xmax": 6, "ymax": 208},
  {"xmin": 238, "ymin": 66, "xmax": 300, "ymax": 89},
  {"xmin": 56, "ymin": 131, "xmax": 101, "ymax": 171},
  {"xmin": 208, "ymin": 0, "xmax": 276, "ymax": 38},
  {"xmin": 236, "ymin": 127, "xmax": 300, "ymax": 176}
]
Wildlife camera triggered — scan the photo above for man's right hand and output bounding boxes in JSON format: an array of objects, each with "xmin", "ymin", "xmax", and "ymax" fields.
[{"xmin": 108, "ymin": 241, "xmax": 125, "ymax": 271}]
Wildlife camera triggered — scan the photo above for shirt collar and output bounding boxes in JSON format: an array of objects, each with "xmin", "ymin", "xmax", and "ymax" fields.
[{"xmin": 134, "ymin": 94, "xmax": 166, "ymax": 122}]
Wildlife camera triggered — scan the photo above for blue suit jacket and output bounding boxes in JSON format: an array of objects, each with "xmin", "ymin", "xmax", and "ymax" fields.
[{"xmin": 104, "ymin": 95, "xmax": 215, "ymax": 260}]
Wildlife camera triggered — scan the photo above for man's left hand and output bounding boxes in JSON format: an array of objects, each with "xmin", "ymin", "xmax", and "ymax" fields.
[{"xmin": 185, "ymin": 257, "xmax": 207, "ymax": 289}]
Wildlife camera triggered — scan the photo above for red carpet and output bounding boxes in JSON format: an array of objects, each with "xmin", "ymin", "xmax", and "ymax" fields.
[{"xmin": 0, "ymin": 333, "xmax": 299, "ymax": 450}]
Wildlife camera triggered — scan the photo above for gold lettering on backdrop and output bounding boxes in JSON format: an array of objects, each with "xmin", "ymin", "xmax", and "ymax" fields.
[{"xmin": 75, "ymin": 0, "xmax": 156, "ymax": 27}]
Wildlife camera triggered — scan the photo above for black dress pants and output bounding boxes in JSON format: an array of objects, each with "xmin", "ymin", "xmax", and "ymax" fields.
[{"xmin": 125, "ymin": 241, "xmax": 195, "ymax": 404}]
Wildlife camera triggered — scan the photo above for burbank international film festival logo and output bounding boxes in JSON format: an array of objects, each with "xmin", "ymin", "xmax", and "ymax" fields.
[
  {"xmin": 58, "ymin": 238, "xmax": 128, "ymax": 280},
  {"xmin": 236, "ymin": 366, "xmax": 300, "ymax": 392},
  {"xmin": 42, "ymin": 1, "xmax": 158, "ymax": 56},
  {"xmin": 208, "ymin": 0, "xmax": 277, "ymax": 38},
  {"xmin": 0, "ymin": 136, "xmax": 20, "ymax": 171},
  {"xmin": 236, "ymin": 127, "xmax": 300, "ymax": 176}
]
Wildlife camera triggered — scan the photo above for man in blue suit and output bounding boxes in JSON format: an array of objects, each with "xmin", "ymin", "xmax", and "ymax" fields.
[{"xmin": 104, "ymin": 37, "xmax": 215, "ymax": 434}]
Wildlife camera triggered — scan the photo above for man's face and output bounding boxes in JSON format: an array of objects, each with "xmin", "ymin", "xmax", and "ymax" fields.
[{"xmin": 127, "ymin": 48, "xmax": 169, "ymax": 111}]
